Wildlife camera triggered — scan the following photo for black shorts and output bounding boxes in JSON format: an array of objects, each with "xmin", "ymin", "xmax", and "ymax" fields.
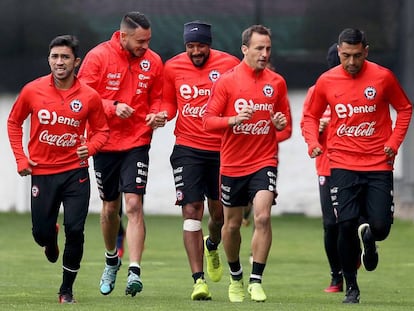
[
  {"xmin": 330, "ymin": 168, "xmax": 394, "ymax": 225},
  {"xmin": 220, "ymin": 166, "xmax": 278, "ymax": 207},
  {"xmin": 170, "ymin": 145, "xmax": 220, "ymax": 205},
  {"xmin": 93, "ymin": 145, "xmax": 150, "ymax": 201},
  {"xmin": 318, "ymin": 175, "xmax": 336, "ymax": 226}
]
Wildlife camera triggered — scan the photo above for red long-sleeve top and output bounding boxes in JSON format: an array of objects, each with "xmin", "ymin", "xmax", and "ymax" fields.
[
  {"xmin": 301, "ymin": 86, "xmax": 331, "ymax": 176},
  {"xmin": 162, "ymin": 49, "xmax": 240, "ymax": 151},
  {"xmin": 203, "ymin": 61, "xmax": 292, "ymax": 177},
  {"xmin": 78, "ymin": 31, "xmax": 163, "ymax": 152},
  {"xmin": 302, "ymin": 61, "xmax": 412, "ymax": 171},
  {"xmin": 7, "ymin": 74, "xmax": 109, "ymax": 175}
]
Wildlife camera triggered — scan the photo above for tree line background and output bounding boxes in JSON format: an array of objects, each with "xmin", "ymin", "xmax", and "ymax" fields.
[{"xmin": 0, "ymin": 0, "xmax": 408, "ymax": 92}]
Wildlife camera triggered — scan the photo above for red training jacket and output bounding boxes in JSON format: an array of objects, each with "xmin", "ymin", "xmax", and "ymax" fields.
[
  {"xmin": 162, "ymin": 49, "xmax": 240, "ymax": 151},
  {"xmin": 203, "ymin": 61, "xmax": 292, "ymax": 177},
  {"xmin": 302, "ymin": 61, "xmax": 412, "ymax": 171},
  {"xmin": 7, "ymin": 74, "xmax": 109, "ymax": 175},
  {"xmin": 78, "ymin": 31, "xmax": 163, "ymax": 152},
  {"xmin": 301, "ymin": 86, "xmax": 331, "ymax": 176}
]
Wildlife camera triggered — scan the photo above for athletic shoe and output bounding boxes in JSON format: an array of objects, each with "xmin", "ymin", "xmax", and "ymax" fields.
[
  {"xmin": 58, "ymin": 291, "xmax": 76, "ymax": 304},
  {"xmin": 324, "ymin": 278, "xmax": 343, "ymax": 293},
  {"xmin": 358, "ymin": 223, "xmax": 379, "ymax": 271},
  {"xmin": 204, "ymin": 236, "xmax": 223, "ymax": 282},
  {"xmin": 99, "ymin": 258, "xmax": 121, "ymax": 295},
  {"xmin": 228, "ymin": 277, "xmax": 245, "ymax": 302},
  {"xmin": 45, "ymin": 223, "xmax": 60, "ymax": 263},
  {"xmin": 247, "ymin": 282, "xmax": 267, "ymax": 302},
  {"xmin": 125, "ymin": 271, "xmax": 143, "ymax": 297},
  {"xmin": 342, "ymin": 286, "xmax": 360, "ymax": 304},
  {"xmin": 191, "ymin": 278, "xmax": 212, "ymax": 300}
]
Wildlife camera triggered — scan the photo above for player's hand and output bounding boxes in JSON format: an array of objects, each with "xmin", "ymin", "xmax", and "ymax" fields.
[
  {"xmin": 310, "ymin": 146, "xmax": 323, "ymax": 158},
  {"xmin": 271, "ymin": 111, "xmax": 287, "ymax": 130},
  {"xmin": 147, "ymin": 111, "xmax": 168, "ymax": 129},
  {"xmin": 18, "ymin": 158, "xmax": 37, "ymax": 176},
  {"xmin": 319, "ymin": 118, "xmax": 330, "ymax": 133},
  {"xmin": 384, "ymin": 146, "xmax": 395, "ymax": 158},
  {"xmin": 76, "ymin": 135, "xmax": 89, "ymax": 160},
  {"xmin": 115, "ymin": 102, "xmax": 135, "ymax": 119}
]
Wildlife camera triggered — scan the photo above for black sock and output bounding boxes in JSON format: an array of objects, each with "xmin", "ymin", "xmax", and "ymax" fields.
[
  {"xmin": 249, "ymin": 262, "xmax": 265, "ymax": 283},
  {"xmin": 60, "ymin": 268, "xmax": 77, "ymax": 294},
  {"xmin": 229, "ymin": 260, "xmax": 243, "ymax": 280},
  {"xmin": 192, "ymin": 272, "xmax": 204, "ymax": 283},
  {"xmin": 128, "ymin": 266, "xmax": 140, "ymax": 276},
  {"xmin": 105, "ymin": 250, "xmax": 119, "ymax": 266},
  {"xmin": 206, "ymin": 237, "xmax": 218, "ymax": 251}
]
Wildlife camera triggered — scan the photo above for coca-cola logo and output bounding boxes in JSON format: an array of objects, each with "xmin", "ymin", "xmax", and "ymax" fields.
[
  {"xmin": 233, "ymin": 120, "xmax": 271, "ymax": 135},
  {"xmin": 336, "ymin": 121, "xmax": 376, "ymax": 137},
  {"xmin": 39, "ymin": 130, "xmax": 78, "ymax": 147},
  {"xmin": 181, "ymin": 103, "xmax": 207, "ymax": 118}
]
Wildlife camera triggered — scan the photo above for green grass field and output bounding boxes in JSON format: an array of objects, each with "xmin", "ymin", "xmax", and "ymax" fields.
[{"xmin": 1, "ymin": 212, "xmax": 414, "ymax": 310}]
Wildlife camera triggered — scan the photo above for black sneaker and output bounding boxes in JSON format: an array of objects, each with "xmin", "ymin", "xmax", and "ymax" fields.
[
  {"xmin": 358, "ymin": 223, "xmax": 378, "ymax": 271},
  {"xmin": 342, "ymin": 286, "xmax": 360, "ymax": 304},
  {"xmin": 58, "ymin": 291, "xmax": 76, "ymax": 304}
]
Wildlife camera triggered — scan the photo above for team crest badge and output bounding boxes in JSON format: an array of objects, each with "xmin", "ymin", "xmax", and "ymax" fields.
[
  {"xmin": 70, "ymin": 99, "xmax": 82, "ymax": 112},
  {"xmin": 263, "ymin": 84, "xmax": 274, "ymax": 97},
  {"xmin": 140, "ymin": 59, "xmax": 151, "ymax": 72},
  {"xmin": 209, "ymin": 70, "xmax": 220, "ymax": 82},
  {"xmin": 32, "ymin": 185, "xmax": 39, "ymax": 198},
  {"xmin": 364, "ymin": 86, "xmax": 376, "ymax": 100}
]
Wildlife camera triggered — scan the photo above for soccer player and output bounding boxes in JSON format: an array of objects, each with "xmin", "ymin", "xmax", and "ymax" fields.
[
  {"xmin": 7, "ymin": 35, "xmax": 109, "ymax": 303},
  {"xmin": 203, "ymin": 24, "xmax": 291, "ymax": 302},
  {"xmin": 158, "ymin": 21, "xmax": 239, "ymax": 300},
  {"xmin": 78, "ymin": 12, "xmax": 166, "ymax": 297},
  {"xmin": 301, "ymin": 43, "xmax": 345, "ymax": 293},
  {"xmin": 302, "ymin": 28, "xmax": 412, "ymax": 303}
]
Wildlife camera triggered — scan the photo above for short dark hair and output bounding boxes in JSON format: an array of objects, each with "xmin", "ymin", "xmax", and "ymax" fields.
[
  {"xmin": 121, "ymin": 11, "xmax": 150, "ymax": 30},
  {"xmin": 338, "ymin": 28, "xmax": 368, "ymax": 47},
  {"xmin": 242, "ymin": 25, "xmax": 271, "ymax": 46},
  {"xmin": 49, "ymin": 35, "xmax": 80, "ymax": 58}
]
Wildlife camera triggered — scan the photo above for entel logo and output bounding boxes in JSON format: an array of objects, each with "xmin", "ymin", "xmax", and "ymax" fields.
[
  {"xmin": 38, "ymin": 109, "xmax": 81, "ymax": 127},
  {"xmin": 334, "ymin": 103, "xmax": 377, "ymax": 119},
  {"xmin": 233, "ymin": 98, "xmax": 273, "ymax": 113},
  {"xmin": 179, "ymin": 84, "xmax": 211, "ymax": 100}
]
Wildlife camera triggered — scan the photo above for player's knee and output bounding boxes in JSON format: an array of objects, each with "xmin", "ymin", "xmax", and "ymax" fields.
[{"xmin": 183, "ymin": 219, "xmax": 202, "ymax": 231}]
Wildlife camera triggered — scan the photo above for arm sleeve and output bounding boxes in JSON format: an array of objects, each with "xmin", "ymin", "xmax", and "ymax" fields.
[
  {"xmin": 384, "ymin": 73, "xmax": 413, "ymax": 152},
  {"xmin": 301, "ymin": 83, "xmax": 326, "ymax": 156},
  {"xmin": 148, "ymin": 61, "xmax": 164, "ymax": 114},
  {"xmin": 276, "ymin": 82, "xmax": 292, "ymax": 142},
  {"xmin": 203, "ymin": 80, "xmax": 233, "ymax": 130},
  {"xmin": 7, "ymin": 90, "xmax": 31, "ymax": 172},
  {"xmin": 160, "ymin": 65, "xmax": 178, "ymax": 120},
  {"xmin": 85, "ymin": 94, "xmax": 110, "ymax": 156}
]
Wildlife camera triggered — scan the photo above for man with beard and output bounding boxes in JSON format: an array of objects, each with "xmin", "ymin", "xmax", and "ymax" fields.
[
  {"xmin": 157, "ymin": 21, "xmax": 239, "ymax": 300},
  {"xmin": 78, "ymin": 12, "xmax": 166, "ymax": 297}
]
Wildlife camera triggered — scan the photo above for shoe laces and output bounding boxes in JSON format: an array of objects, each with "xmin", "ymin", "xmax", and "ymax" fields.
[
  {"xmin": 209, "ymin": 250, "xmax": 220, "ymax": 269},
  {"xmin": 102, "ymin": 264, "xmax": 118, "ymax": 283}
]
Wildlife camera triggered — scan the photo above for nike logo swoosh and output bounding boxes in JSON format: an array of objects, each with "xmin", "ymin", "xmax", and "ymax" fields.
[
  {"xmin": 190, "ymin": 27, "xmax": 198, "ymax": 31},
  {"xmin": 79, "ymin": 177, "xmax": 88, "ymax": 183}
]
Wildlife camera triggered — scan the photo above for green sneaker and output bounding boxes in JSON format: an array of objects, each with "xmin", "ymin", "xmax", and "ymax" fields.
[
  {"xmin": 125, "ymin": 271, "xmax": 143, "ymax": 297},
  {"xmin": 248, "ymin": 282, "xmax": 267, "ymax": 302},
  {"xmin": 191, "ymin": 278, "xmax": 212, "ymax": 300},
  {"xmin": 204, "ymin": 236, "xmax": 223, "ymax": 282},
  {"xmin": 228, "ymin": 277, "xmax": 245, "ymax": 302}
]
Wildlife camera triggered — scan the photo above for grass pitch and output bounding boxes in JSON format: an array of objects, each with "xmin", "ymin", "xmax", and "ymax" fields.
[{"xmin": 1, "ymin": 212, "xmax": 414, "ymax": 310}]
